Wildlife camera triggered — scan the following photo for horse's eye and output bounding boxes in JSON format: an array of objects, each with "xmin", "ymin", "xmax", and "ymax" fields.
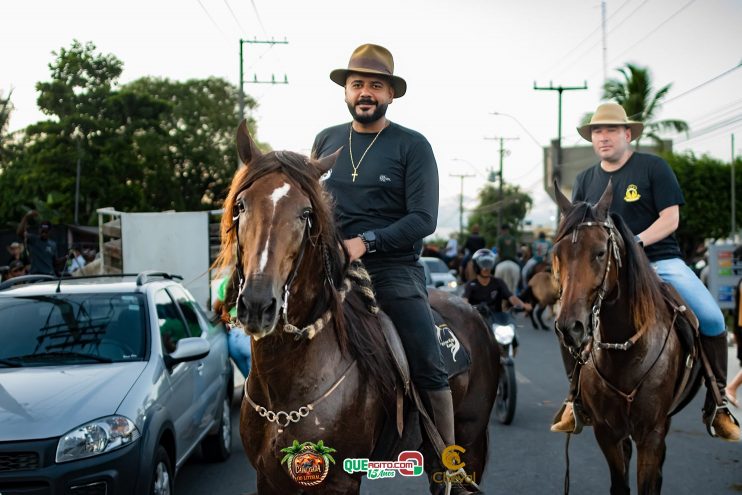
[{"xmin": 595, "ymin": 250, "xmax": 607, "ymax": 259}]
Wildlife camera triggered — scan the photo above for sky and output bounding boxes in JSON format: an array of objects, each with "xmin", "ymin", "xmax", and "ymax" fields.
[{"xmin": 3, "ymin": 0, "xmax": 741, "ymax": 236}]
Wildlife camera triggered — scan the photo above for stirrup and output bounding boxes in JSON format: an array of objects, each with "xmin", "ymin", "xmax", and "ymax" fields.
[
  {"xmin": 443, "ymin": 468, "xmax": 481, "ymax": 495},
  {"xmin": 705, "ymin": 404, "xmax": 741, "ymax": 441},
  {"xmin": 550, "ymin": 401, "xmax": 583, "ymax": 434}
]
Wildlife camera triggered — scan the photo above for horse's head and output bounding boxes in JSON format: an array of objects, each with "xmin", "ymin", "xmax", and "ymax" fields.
[
  {"xmin": 551, "ymin": 180, "xmax": 624, "ymax": 352},
  {"xmin": 219, "ymin": 121, "xmax": 340, "ymax": 339}
]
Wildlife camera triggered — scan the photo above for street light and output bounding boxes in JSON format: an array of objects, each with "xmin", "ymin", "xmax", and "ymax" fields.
[{"xmin": 490, "ymin": 112, "xmax": 542, "ymax": 149}]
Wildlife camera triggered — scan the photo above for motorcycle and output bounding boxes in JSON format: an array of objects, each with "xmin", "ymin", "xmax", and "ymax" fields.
[{"xmin": 477, "ymin": 304, "xmax": 519, "ymax": 425}]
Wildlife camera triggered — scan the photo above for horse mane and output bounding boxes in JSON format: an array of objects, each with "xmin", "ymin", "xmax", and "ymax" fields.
[
  {"xmin": 557, "ymin": 202, "xmax": 665, "ymax": 331},
  {"xmin": 214, "ymin": 150, "xmax": 397, "ymax": 410}
]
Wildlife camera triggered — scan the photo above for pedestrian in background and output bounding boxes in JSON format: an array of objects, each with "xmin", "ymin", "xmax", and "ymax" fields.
[{"xmin": 17, "ymin": 211, "xmax": 59, "ymax": 276}]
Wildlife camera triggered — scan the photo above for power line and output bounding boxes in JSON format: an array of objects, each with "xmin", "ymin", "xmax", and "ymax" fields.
[
  {"xmin": 195, "ymin": 0, "xmax": 231, "ymax": 42},
  {"xmin": 600, "ymin": 0, "xmax": 697, "ymax": 73},
  {"xmin": 662, "ymin": 62, "xmax": 742, "ymax": 106},
  {"xmin": 675, "ymin": 114, "xmax": 742, "ymax": 144},
  {"xmin": 223, "ymin": 0, "xmax": 247, "ymax": 34},
  {"xmin": 539, "ymin": 0, "xmax": 633, "ymax": 80},
  {"xmin": 250, "ymin": 0, "xmax": 269, "ymax": 37}
]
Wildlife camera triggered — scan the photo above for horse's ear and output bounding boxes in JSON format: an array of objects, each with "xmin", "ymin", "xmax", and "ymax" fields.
[
  {"xmin": 313, "ymin": 147, "xmax": 343, "ymax": 176},
  {"xmin": 236, "ymin": 120, "xmax": 263, "ymax": 166},
  {"xmin": 594, "ymin": 179, "xmax": 614, "ymax": 220},
  {"xmin": 553, "ymin": 180, "xmax": 573, "ymax": 216}
]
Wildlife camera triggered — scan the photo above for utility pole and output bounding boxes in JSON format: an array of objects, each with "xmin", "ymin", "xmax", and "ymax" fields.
[
  {"xmin": 239, "ymin": 38, "xmax": 289, "ymax": 121},
  {"xmin": 484, "ymin": 136, "xmax": 519, "ymax": 235},
  {"xmin": 533, "ymin": 81, "xmax": 588, "ymax": 229},
  {"xmin": 450, "ymin": 173, "xmax": 475, "ymax": 244},
  {"xmin": 601, "ymin": 0, "xmax": 608, "ymax": 85},
  {"xmin": 733, "ymin": 133, "xmax": 736, "ymax": 241}
]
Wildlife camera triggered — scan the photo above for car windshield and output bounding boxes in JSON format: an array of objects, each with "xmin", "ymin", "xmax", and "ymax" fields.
[
  {"xmin": 0, "ymin": 293, "xmax": 147, "ymax": 367},
  {"xmin": 424, "ymin": 258, "xmax": 450, "ymax": 274}
]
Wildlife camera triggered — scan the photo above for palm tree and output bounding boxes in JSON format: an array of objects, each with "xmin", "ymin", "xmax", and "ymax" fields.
[{"xmin": 582, "ymin": 63, "xmax": 689, "ymax": 149}]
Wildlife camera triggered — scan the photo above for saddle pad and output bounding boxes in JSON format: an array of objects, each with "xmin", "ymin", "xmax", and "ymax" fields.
[{"xmin": 431, "ymin": 310, "xmax": 472, "ymax": 379}]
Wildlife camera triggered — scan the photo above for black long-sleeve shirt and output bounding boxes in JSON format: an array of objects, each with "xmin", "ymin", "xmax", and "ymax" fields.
[{"xmin": 312, "ymin": 122, "xmax": 439, "ymax": 262}]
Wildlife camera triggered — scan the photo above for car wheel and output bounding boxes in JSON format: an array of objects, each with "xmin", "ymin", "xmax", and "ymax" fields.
[
  {"xmin": 201, "ymin": 396, "xmax": 232, "ymax": 462},
  {"xmin": 151, "ymin": 445, "xmax": 173, "ymax": 495}
]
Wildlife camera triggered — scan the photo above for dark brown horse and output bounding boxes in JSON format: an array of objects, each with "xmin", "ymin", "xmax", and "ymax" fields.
[
  {"xmin": 552, "ymin": 182, "xmax": 702, "ymax": 495},
  {"xmin": 214, "ymin": 121, "xmax": 500, "ymax": 494}
]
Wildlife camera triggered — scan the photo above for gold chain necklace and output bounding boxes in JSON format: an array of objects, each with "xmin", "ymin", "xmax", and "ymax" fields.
[{"xmin": 349, "ymin": 124, "xmax": 385, "ymax": 182}]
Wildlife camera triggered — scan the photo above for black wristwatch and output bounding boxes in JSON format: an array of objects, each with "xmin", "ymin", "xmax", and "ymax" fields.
[
  {"xmin": 634, "ymin": 234, "xmax": 644, "ymax": 247},
  {"xmin": 359, "ymin": 231, "xmax": 377, "ymax": 254}
]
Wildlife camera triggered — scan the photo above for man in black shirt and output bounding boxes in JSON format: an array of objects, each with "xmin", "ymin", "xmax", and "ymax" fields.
[
  {"xmin": 551, "ymin": 102, "xmax": 739, "ymax": 441},
  {"xmin": 312, "ymin": 44, "xmax": 459, "ymax": 470},
  {"xmin": 463, "ymin": 249, "xmax": 531, "ymax": 320},
  {"xmin": 17, "ymin": 211, "xmax": 59, "ymax": 276}
]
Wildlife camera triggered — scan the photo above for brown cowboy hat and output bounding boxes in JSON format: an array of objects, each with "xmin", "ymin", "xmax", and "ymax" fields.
[
  {"xmin": 330, "ymin": 44, "xmax": 407, "ymax": 98},
  {"xmin": 577, "ymin": 102, "xmax": 644, "ymax": 142}
]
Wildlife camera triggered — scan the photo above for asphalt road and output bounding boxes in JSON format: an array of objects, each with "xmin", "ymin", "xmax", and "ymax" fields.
[{"xmin": 178, "ymin": 313, "xmax": 742, "ymax": 494}]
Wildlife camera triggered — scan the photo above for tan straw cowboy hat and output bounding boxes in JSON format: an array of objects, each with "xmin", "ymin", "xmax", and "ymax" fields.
[
  {"xmin": 330, "ymin": 44, "xmax": 407, "ymax": 98},
  {"xmin": 577, "ymin": 102, "xmax": 644, "ymax": 142}
]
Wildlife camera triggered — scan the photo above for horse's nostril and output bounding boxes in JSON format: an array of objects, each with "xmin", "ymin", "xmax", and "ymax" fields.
[{"xmin": 264, "ymin": 298, "xmax": 277, "ymax": 317}]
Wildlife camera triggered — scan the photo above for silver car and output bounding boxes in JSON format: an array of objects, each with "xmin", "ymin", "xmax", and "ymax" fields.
[
  {"xmin": 0, "ymin": 272, "xmax": 233, "ymax": 494},
  {"xmin": 420, "ymin": 256, "xmax": 459, "ymax": 292}
]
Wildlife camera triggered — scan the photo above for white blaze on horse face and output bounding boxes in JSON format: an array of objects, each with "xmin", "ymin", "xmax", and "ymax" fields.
[{"xmin": 257, "ymin": 182, "xmax": 292, "ymax": 273}]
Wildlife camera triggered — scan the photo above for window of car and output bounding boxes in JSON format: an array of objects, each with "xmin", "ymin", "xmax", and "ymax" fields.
[
  {"xmin": 167, "ymin": 285, "xmax": 204, "ymax": 338},
  {"xmin": 0, "ymin": 293, "xmax": 147, "ymax": 366},
  {"xmin": 154, "ymin": 289, "xmax": 191, "ymax": 354},
  {"xmin": 423, "ymin": 258, "xmax": 450, "ymax": 273}
]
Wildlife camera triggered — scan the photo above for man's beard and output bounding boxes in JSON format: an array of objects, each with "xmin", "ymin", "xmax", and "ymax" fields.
[{"xmin": 347, "ymin": 98, "xmax": 388, "ymax": 124}]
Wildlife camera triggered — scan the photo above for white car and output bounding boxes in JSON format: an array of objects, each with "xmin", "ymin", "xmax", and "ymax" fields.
[
  {"xmin": 0, "ymin": 272, "xmax": 233, "ymax": 495},
  {"xmin": 420, "ymin": 256, "xmax": 459, "ymax": 292}
]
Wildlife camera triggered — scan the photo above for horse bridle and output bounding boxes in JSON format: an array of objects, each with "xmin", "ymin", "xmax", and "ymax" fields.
[
  {"xmin": 554, "ymin": 217, "xmax": 623, "ymax": 360},
  {"xmin": 230, "ymin": 189, "xmax": 314, "ymax": 324}
]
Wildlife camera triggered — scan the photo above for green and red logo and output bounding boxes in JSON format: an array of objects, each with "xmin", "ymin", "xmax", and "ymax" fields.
[{"xmin": 281, "ymin": 440, "xmax": 336, "ymax": 487}]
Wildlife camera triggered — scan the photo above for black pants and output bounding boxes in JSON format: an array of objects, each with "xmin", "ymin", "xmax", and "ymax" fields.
[{"xmin": 365, "ymin": 259, "xmax": 449, "ymax": 390}]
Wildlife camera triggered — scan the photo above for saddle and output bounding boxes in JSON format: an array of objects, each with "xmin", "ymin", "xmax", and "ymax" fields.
[{"xmin": 370, "ymin": 307, "xmax": 472, "ymax": 461}]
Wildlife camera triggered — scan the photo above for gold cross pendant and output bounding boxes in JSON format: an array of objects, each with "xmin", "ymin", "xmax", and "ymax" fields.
[{"xmin": 351, "ymin": 171, "xmax": 358, "ymax": 182}]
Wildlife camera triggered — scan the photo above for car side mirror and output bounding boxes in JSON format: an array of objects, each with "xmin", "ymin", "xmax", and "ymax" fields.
[{"xmin": 164, "ymin": 337, "xmax": 210, "ymax": 369}]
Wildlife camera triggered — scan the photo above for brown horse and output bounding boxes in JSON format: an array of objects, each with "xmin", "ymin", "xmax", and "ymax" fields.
[
  {"xmin": 214, "ymin": 121, "xmax": 500, "ymax": 495},
  {"xmin": 552, "ymin": 181, "xmax": 702, "ymax": 495}
]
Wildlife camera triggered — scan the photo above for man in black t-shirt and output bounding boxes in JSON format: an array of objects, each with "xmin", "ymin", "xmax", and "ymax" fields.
[
  {"xmin": 17, "ymin": 211, "xmax": 59, "ymax": 276},
  {"xmin": 551, "ymin": 102, "xmax": 739, "ymax": 441},
  {"xmin": 312, "ymin": 44, "xmax": 459, "ymax": 465}
]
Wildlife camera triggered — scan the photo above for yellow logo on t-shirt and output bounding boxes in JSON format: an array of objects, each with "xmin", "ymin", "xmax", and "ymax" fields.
[{"xmin": 624, "ymin": 184, "xmax": 641, "ymax": 202}]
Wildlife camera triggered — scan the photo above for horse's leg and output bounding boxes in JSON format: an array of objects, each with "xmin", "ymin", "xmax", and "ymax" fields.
[
  {"xmin": 593, "ymin": 426, "xmax": 631, "ymax": 495},
  {"xmin": 635, "ymin": 422, "xmax": 668, "ymax": 495}
]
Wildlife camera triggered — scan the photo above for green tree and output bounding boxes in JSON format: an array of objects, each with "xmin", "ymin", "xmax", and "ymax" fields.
[
  {"xmin": 666, "ymin": 152, "xmax": 742, "ymax": 260},
  {"xmin": 582, "ymin": 63, "xmax": 689, "ymax": 149},
  {"xmin": 0, "ymin": 89, "xmax": 14, "ymax": 163},
  {"xmin": 0, "ymin": 41, "xmax": 264, "ymax": 225},
  {"xmin": 122, "ymin": 76, "xmax": 262, "ymax": 210},
  {"xmin": 467, "ymin": 182, "xmax": 533, "ymax": 246}
]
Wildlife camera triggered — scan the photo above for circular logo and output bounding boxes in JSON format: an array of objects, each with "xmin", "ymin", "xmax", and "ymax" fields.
[
  {"xmin": 441, "ymin": 445, "xmax": 466, "ymax": 471},
  {"xmin": 281, "ymin": 441, "xmax": 335, "ymax": 487}
]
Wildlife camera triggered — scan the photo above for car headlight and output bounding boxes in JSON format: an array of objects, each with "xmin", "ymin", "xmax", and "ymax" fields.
[
  {"xmin": 493, "ymin": 324, "xmax": 515, "ymax": 345},
  {"xmin": 56, "ymin": 416, "xmax": 140, "ymax": 463},
  {"xmin": 447, "ymin": 280, "xmax": 458, "ymax": 289}
]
